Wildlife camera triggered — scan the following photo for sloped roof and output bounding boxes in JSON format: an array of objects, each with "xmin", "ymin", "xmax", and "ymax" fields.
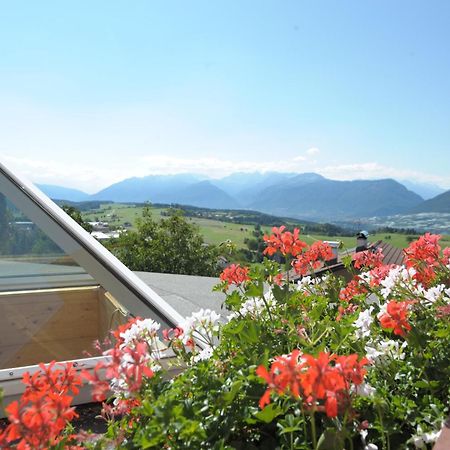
[{"xmin": 372, "ymin": 240, "xmax": 405, "ymax": 266}]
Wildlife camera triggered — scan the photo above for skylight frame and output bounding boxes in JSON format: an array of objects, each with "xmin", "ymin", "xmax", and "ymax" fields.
[{"xmin": 0, "ymin": 161, "xmax": 184, "ymax": 329}]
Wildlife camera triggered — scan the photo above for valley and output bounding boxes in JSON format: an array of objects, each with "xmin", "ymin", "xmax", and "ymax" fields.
[{"xmin": 77, "ymin": 202, "xmax": 450, "ymax": 251}]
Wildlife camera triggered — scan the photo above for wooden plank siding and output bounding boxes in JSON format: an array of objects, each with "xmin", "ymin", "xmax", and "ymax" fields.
[{"xmin": 0, "ymin": 286, "xmax": 128, "ymax": 369}]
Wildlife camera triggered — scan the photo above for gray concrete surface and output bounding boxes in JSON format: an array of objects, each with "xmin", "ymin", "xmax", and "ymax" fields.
[{"xmin": 135, "ymin": 271, "xmax": 226, "ymax": 318}]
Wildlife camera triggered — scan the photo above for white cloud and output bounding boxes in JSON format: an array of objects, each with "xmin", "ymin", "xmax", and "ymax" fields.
[
  {"xmin": 306, "ymin": 147, "xmax": 320, "ymax": 156},
  {"xmin": 1, "ymin": 154, "xmax": 127, "ymax": 193},
  {"xmin": 139, "ymin": 155, "xmax": 300, "ymax": 177},
  {"xmin": 2, "ymin": 153, "xmax": 317, "ymax": 191},
  {"xmin": 294, "ymin": 147, "xmax": 319, "ymax": 161},
  {"xmin": 4, "ymin": 153, "xmax": 448, "ymax": 194},
  {"xmin": 317, "ymin": 162, "xmax": 450, "ymax": 189}
]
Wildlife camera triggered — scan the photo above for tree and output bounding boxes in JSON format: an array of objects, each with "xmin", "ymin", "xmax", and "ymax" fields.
[
  {"xmin": 62, "ymin": 205, "xmax": 93, "ymax": 232},
  {"xmin": 106, "ymin": 207, "xmax": 219, "ymax": 276}
]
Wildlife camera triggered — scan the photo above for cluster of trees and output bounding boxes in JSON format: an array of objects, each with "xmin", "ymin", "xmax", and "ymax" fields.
[
  {"xmin": 375, "ymin": 226, "xmax": 419, "ymax": 235},
  {"xmin": 105, "ymin": 207, "xmax": 220, "ymax": 276}
]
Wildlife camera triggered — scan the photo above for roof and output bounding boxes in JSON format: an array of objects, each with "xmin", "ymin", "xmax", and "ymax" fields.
[
  {"xmin": 135, "ymin": 272, "xmax": 224, "ymax": 317},
  {"xmin": 373, "ymin": 240, "xmax": 405, "ymax": 266}
]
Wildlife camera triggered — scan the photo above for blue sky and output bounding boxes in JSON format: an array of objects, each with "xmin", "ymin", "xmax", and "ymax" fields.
[{"xmin": 0, "ymin": 1, "xmax": 449, "ymax": 192}]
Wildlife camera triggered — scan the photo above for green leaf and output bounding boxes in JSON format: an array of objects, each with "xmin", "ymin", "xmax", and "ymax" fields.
[
  {"xmin": 341, "ymin": 254, "xmax": 353, "ymax": 269},
  {"xmin": 271, "ymin": 284, "xmax": 287, "ymax": 302},
  {"xmin": 435, "ymin": 328, "xmax": 450, "ymax": 338},
  {"xmin": 245, "ymin": 282, "xmax": 264, "ymax": 298},
  {"xmin": 254, "ymin": 403, "xmax": 285, "ymax": 423},
  {"xmin": 222, "ymin": 380, "xmax": 243, "ymax": 405},
  {"xmin": 224, "ymin": 290, "xmax": 243, "ymax": 309},
  {"xmin": 415, "ymin": 380, "xmax": 440, "ymax": 390},
  {"xmin": 240, "ymin": 321, "xmax": 260, "ymax": 343},
  {"xmin": 225, "ymin": 319, "xmax": 246, "ymax": 335}
]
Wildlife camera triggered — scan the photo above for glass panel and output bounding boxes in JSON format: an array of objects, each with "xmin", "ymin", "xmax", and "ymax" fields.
[
  {"xmin": 0, "ymin": 165, "xmax": 180, "ymax": 370},
  {"xmin": 0, "ymin": 193, "xmax": 94, "ymax": 291}
]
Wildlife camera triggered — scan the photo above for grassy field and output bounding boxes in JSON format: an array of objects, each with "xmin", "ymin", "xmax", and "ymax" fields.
[
  {"xmin": 301, "ymin": 232, "xmax": 422, "ymax": 251},
  {"xmin": 82, "ymin": 204, "xmax": 265, "ymax": 247},
  {"xmin": 186, "ymin": 217, "xmax": 260, "ymax": 247},
  {"xmin": 82, "ymin": 204, "xmax": 163, "ymax": 225},
  {"xmin": 82, "ymin": 204, "xmax": 449, "ymax": 250}
]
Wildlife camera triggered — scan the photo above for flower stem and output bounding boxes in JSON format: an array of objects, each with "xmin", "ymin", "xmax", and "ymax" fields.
[
  {"xmin": 377, "ymin": 405, "xmax": 390, "ymax": 450},
  {"xmin": 310, "ymin": 411, "xmax": 318, "ymax": 449}
]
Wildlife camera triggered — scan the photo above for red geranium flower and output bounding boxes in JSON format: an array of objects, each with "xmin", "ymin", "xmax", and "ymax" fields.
[
  {"xmin": 0, "ymin": 362, "xmax": 82, "ymax": 449},
  {"xmin": 442, "ymin": 247, "xmax": 450, "ymax": 266},
  {"xmin": 353, "ymin": 247, "xmax": 384, "ymax": 270},
  {"xmin": 256, "ymin": 350, "xmax": 303, "ymax": 408},
  {"xmin": 292, "ymin": 241, "xmax": 334, "ymax": 275},
  {"xmin": 163, "ymin": 326, "xmax": 184, "ymax": 341},
  {"xmin": 339, "ymin": 277, "xmax": 367, "ymax": 302},
  {"xmin": 404, "ymin": 233, "xmax": 442, "ymax": 286},
  {"xmin": 263, "ymin": 226, "xmax": 307, "ymax": 257},
  {"xmin": 379, "ymin": 300, "xmax": 414, "ymax": 337},
  {"xmin": 257, "ymin": 351, "xmax": 369, "ymax": 418},
  {"xmin": 366, "ymin": 264, "xmax": 396, "ymax": 287},
  {"xmin": 220, "ymin": 264, "xmax": 250, "ymax": 289}
]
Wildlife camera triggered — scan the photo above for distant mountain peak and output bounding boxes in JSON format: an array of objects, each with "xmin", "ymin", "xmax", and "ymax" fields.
[
  {"xmin": 409, "ymin": 189, "xmax": 450, "ymax": 213},
  {"xmin": 399, "ymin": 179, "xmax": 446, "ymax": 200},
  {"xmin": 36, "ymin": 172, "xmax": 427, "ymax": 221},
  {"xmin": 36, "ymin": 184, "xmax": 90, "ymax": 202}
]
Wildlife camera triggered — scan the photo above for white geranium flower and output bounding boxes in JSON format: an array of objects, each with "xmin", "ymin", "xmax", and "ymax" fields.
[
  {"xmin": 180, "ymin": 308, "xmax": 221, "ymax": 346},
  {"xmin": 365, "ymin": 339, "xmax": 407, "ymax": 364},
  {"xmin": 193, "ymin": 346, "xmax": 214, "ymax": 362},
  {"xmin": 359, "ymin": 271, "xmax": 372, "ymax": 284},
  {"xmin": 377, "ymin": 303, "xmax": 387, "ymax": 320},
  {"xmin": 297, "ymin": 275, "xmax": 326, "ymax": 294},
  {"xmin": 360, "ymin": 430, "xmax": 378, "ymax": 450},
  {"xmin": 364, "ymin": 344, "xmax": 383, "ymax": 362},
  {"xmin": 413, "ymin": 427, "xmax": 441, "ymax": 448},
  {"xmin": 297, "ymin": 276, "xmax": 313, "ymax": 289},
  {"xmin": 423, "ymin": 284, "xmax": 445, "ymax": 304},
  {"xmin": 365, "ymin": 444, "xmax": 378, "ymax": 450},
  {"xmin": 380, "ymin": 266, "xmax": 416, "ymax": 299},
  {"xmin": 120, "ymin": 318, "xmax": 161, "ymax": 347},
  {"xmin": 355, "ymin": 382, "xmax": 376, "ymax": 397},
  {"xmin": 353, "ymin": 307, "xmax": 374, "ymax": 338},
  {"xmin": 365, "ymin": 293, "xmax": 380, "ymax": 306},
  {"xmin": 228, "ymin": 294, "xmax": 275, "ymax": 321}
]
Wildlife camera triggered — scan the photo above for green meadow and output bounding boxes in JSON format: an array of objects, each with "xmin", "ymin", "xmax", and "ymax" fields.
[{"xmin": 82, "ymin": 204, "xmax": 448, "ymax": 250}]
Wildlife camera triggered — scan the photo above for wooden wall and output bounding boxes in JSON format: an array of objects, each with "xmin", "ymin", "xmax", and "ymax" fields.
[{"xmin": 0, "ymin": 286, "xmax": 128, "ymax": 369}]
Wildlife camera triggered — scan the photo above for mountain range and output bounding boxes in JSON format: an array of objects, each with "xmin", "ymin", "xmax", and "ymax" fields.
[
  {"xmin": 409, "ymin": 190, "xmax": 450, "ymax": 214},
  {"xmin": 37, "ymin": 184, "xmax": 90, "ymax": 202},
  {"xmin": 37, "ymin": 172, "xmax": 449, "ymax": 221}
]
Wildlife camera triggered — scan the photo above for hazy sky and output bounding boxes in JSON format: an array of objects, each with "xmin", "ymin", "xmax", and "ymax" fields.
[{"xmin": 0, "ymin": 1, "xmax": 449, "ymax": 193}]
